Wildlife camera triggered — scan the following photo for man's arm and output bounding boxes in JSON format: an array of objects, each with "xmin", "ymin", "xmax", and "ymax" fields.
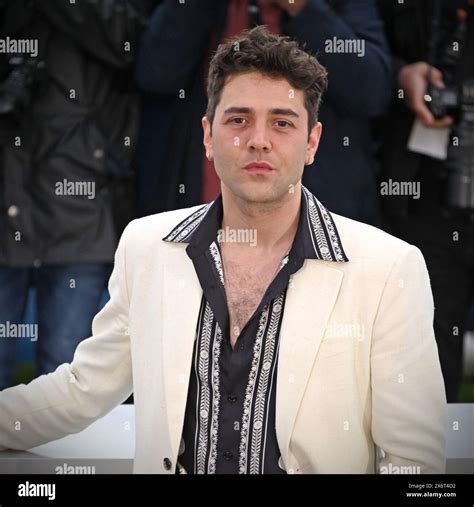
[
  {"xmin": 0, "ymin": 223, "xmax": 134, "ymax": 451},
  {"xmin": 282, "ymin": 0, "xmax": 393, "ymax": 117},
  {"xmin": 371, "ymin": 245, "xmax": 447, "ymax": 473}
]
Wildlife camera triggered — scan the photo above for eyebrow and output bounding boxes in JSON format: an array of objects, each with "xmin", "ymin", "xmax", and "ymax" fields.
[{"xmin": 223, "ymin": 106, "xmax": 300, "ymax": 118}]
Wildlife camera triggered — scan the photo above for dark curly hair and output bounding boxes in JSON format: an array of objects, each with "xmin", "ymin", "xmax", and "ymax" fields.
[{"xmin": 206, "ymin": 25, "xmax": 328, "ymax": 134}]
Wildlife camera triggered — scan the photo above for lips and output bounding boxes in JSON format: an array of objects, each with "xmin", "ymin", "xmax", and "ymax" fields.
[{"xmin": 243, "ymin": 161, "xmax": 274, "ymax": 173}]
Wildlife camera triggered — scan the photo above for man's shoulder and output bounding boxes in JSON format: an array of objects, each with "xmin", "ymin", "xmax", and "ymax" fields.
[
  {"xmin": 122, "ymin": 204, "xmax": 206, "ymax": 248},
  {"xmin": 331, "ymin": 212, "xmax": 417, "ymax": 265},
  {"xmin": 120, "ymin": 204, "xmax": 422, "ymax": 273}
]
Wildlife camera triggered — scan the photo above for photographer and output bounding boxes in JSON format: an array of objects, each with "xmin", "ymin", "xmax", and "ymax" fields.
[
  {"xmin": 378, "ymin": 0, "xmax": 474, "ymax": 402},
  {"xmin": 0, "ymin": 0, "xmax": 153, "ymax": 389}
]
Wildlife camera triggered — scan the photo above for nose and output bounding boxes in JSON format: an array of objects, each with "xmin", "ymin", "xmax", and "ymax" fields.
[{"xmin": 246, "ymin": 123, "xmax": 271, "ymax": 153}]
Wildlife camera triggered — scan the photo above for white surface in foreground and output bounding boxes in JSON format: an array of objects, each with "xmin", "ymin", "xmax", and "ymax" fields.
[
  {"xmin": 29, "ymin": 404, "xmax": 135, "ymax": 459},
  {"xmin": 1, "ymin": 403, "xmax": 472, "ymax": 463}
]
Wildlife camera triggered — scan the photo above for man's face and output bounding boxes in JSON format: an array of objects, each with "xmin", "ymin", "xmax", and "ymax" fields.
[{"xmin": 202, "ymin": 72, "xmax": 322, "ymax": 204}]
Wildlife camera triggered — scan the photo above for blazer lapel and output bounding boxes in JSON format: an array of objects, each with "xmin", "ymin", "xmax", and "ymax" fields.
[
  {"xmin": 276, "ymin": 259, "xmax": 344, "ymax": 469},
  {"xmin": 161, "ymin": 244, "xmax": 203, "ymax": 459}
]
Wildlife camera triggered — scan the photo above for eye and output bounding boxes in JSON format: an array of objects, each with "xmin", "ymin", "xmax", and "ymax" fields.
[
  {"xmin": 275, "ymin": 120, "xmax": 292, "ymax": 128},
  {"xmin": 229, "ymin": 117, "xmax": 247, "ymax": 125}
]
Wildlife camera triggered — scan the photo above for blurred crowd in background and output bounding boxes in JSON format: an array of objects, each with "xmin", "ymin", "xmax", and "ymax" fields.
[{"xmin": 0, "ymin": 0, "xmax": 473, "ymax": 403}]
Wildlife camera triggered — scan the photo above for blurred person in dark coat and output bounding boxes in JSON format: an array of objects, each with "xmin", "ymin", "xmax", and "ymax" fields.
[
  {"xmin": 135, "ymin": 0, "xmax": 392, "ymax": 225},
  {"xmin": 0, "ymin": 0, "xmax": 154, "ymax": 389},
  {"xmin": 377, "ymin": 0, "xmax": 474, "ymax": 401}
]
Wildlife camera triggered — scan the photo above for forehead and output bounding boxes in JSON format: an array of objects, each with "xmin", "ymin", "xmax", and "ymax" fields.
[{"xmin": 217, "ymin": 71, "xmax": 306, "ymax": 113}]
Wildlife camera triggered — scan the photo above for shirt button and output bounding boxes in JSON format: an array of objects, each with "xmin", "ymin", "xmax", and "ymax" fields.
[
  {"xmin": 7, "ymin": 205, "xmax": 19, "ymax": 217},
  {"xmin": 223, "ymin": 451, "xmax": 233, "ymax": 461},
  {"xmin": 272, "ymin": 303, "xmax": 282, "ymax": 313},
  {"xmin": 227, "ymin": 395, "xmax": 237, "ymax": 404},
  {"xmin": 163, "ymin": 457, "xmax": 172, "ymax": 471}
]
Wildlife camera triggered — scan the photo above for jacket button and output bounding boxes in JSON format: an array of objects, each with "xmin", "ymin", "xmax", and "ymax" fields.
[{"xmin": 163, "ymin": 457, "xmax": 172, "ymax": 471}]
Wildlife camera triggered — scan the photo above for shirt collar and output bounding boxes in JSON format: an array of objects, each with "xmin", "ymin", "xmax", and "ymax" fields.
[{"xmin": 162, "ymin": 185, "xmax": 349, "ymax": 263}]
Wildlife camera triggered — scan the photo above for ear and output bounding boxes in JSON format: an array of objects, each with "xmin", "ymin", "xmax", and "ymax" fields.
[
  {"xmin": 305, "ymin": 121, "xmax": 322, "ymax": 166},
  {"xmin": 202, "ymin": 116, "xmax": 213, "ymax": 161}
]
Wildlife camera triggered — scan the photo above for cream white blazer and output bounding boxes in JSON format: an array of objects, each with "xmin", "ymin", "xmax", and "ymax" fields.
[{"xmin": 0, "ymin": 205, "xmax": 447, "ymax": 474}]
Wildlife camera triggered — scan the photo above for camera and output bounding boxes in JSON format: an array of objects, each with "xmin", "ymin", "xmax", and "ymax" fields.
[
  {"xmin": 425, "ymin": 79, "xmax": 474, "ymax": 210},
  {"xmin": 424, "ymin": 84, "xmax": 458, "ymax": 120}
]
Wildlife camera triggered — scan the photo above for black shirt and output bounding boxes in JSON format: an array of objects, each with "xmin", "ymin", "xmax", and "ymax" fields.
[{"xmin": 162, "ymin": 186, "xmax": 348, "ymax": 474}]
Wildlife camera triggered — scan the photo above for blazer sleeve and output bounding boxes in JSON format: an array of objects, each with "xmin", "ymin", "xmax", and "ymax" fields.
[
  {"xmin": 0, "ymin": 223, "xmax": 134, "ymax": 452},
  {"xmin": 370, "ymin": 245, "xmax": 447, "ymax": 473}
]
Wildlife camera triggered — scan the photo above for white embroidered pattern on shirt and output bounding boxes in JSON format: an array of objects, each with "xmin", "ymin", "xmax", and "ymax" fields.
[
  {"xmin": 164, "ymin": 202, "xmax": 212, "ymax": 243},
  {"xmin": 163, "ymin": 186, "xmax": 348, "ymax": 264},
  {"xmin": 238, "ymin": 305, "xmax": 269, "ymax": 473},
  {"xmin": 235, "ymin": 290, "xmax": 283, "ymax": 474},
  {"xmin": 249, "ymin": 294, "xmax": 283, "ymax": 474},
  {"xmin": 303, "ymin": 186, "xmax": 332, "ymax": 260},
  {"xmin": 315, "ymin": 197, "xmax": 346, "ymax": 262},
  {"xmin": 195, "ymin": 301, "xmax": 223, "ymax": 474},
  {"xmin": 209, "ymin": 241, "xmax": 224, "ymax": 286},
  {"xmin": 208, "ymin": 321, "xmax": 223, "ymax": 473}
]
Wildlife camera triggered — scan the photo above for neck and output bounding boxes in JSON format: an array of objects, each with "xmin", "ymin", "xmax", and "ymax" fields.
[{"xmin": 220, "ymin": 183, "xmax": 302, "ymax": 252}]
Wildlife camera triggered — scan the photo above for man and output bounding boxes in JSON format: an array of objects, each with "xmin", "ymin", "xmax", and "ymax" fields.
[
  {"xmin": 135, "ymin": 0, "xmax": 392, "ymax": 225},
  {"xmin": 0, "ymin": 27, "xmax": 446, "ymax": 474},
  {"xmin": 0, "ymin": 0, "xmax": 154, "ymax": 389}
]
